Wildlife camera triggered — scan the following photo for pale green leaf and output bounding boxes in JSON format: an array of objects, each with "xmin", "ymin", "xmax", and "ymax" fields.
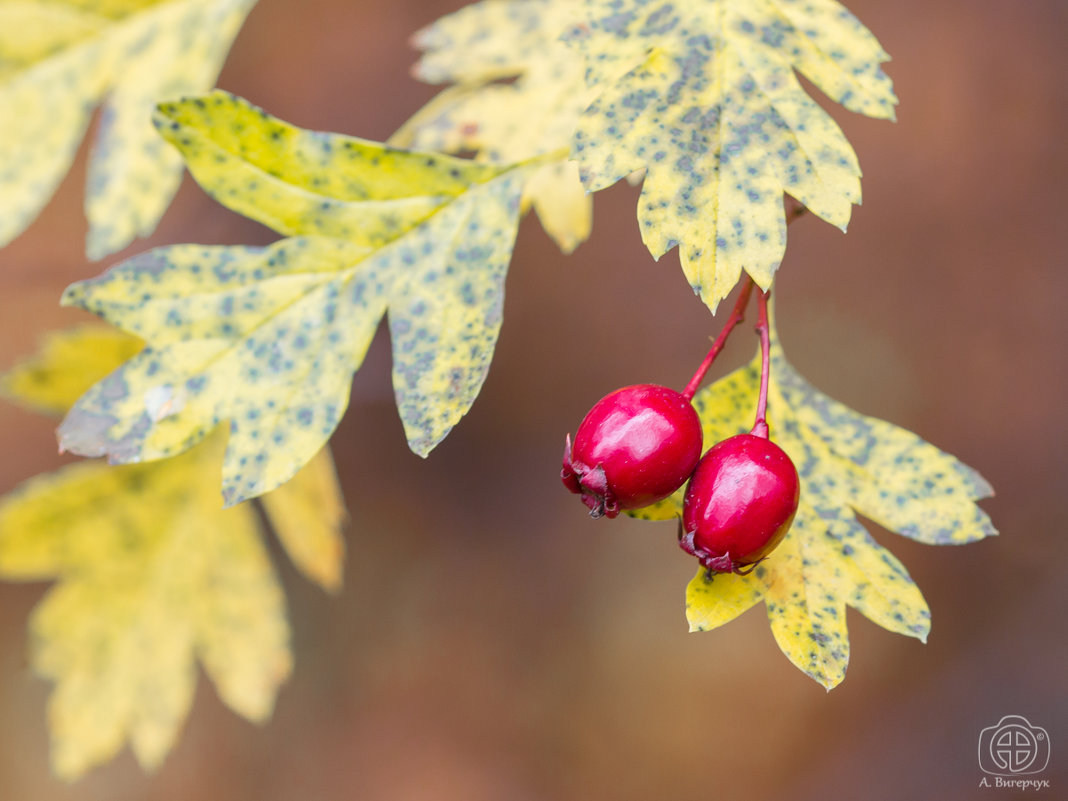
[
  {"xmin": 58, "ymin": 91, "xmax": 528, "ymax": 505},
  {"xmin": 395, "ymin": 0, "xmax": 592, "ymax": 253},
  {"xmin": 641, "ymin": 306, "xmax": 992, "ymax": 688},
  {"xmin": 154, "ymin": 90, "xmax": 504, "ymax": 246},
  {"xmin": 567, "ymin": 0, "xmax": 897, "ymax": 311},
  {"xmin": 0, "ymin": 0, "xmax": 257, "ymax": 259}
]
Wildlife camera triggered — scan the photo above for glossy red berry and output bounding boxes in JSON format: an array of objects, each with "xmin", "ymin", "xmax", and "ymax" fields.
[
  {"xmin": 680, "ymin": 433, "xmax": 800, "ymax": 573},
  {"xmin": 562, "ymin": 384, "xmax": 703, "ymax": 518}
]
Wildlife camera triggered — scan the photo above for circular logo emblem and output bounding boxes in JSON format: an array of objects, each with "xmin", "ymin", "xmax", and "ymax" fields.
[{"xmin": 989, "ymin": 722, "xmax": 1041, "ymax": 773}]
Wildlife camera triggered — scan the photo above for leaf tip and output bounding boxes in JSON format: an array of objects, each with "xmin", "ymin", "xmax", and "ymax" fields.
[
  {"xmin": 84, "ymin": 233, "xmax": 112, "ymax": 263},
  {"xmin": 817, "ymin": 672, "xmax": 845, "ymax": 692},
  {"xmin": 407, "ymin": 431, "xmax": 444, "ymax": 460},
  {"xmin": 969, "ymin": 469, "xmax": 997, "ymax": 502},
  {"xmin": 151, "ymin": 102, "xmax": 180, "ymax": 136},
  {"xmin": 320, "ymin": 571, "xmax": 344, "ymax": 596},
  {"xmin": 55, "ymin": 412, "xmax": 108, "ymax": 460},
  {"xmin": 51, "ymin": 753, "xmax": 86, "ymax": 784},
  {"xmin": 221, "ymin": 485, "xmax": 244, "ymax": 509},
  {"xmin": 59, "ymin": 283, "xmax": 84, "ymax": 309},
  {"xmin": 408, "ymin": 25, "xmax": 434, "ymax": 53}
]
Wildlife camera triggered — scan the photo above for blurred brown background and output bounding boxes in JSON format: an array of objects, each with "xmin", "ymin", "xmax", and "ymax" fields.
[{"xmin": 0, "ymin": 0, "xmax": 1065, "ymax": 799}]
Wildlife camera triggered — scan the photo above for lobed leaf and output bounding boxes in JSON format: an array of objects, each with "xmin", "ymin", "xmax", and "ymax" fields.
[
  {"xmin": 0, "ymin": 0, "xmax": 258, "ymax": 259},
  {"xmin": 775, "ymin": 361, "xmax": 997, "ymax": 545},
  {"xmin": 396, "ymin": 0, "xmax": 593, "ymax": 253},
  {"xmin": 409, "ymin": 0, "xmax": 577, "ymax": 83},
  {"xmin": 758, "ymin": 520, "xmax": 850, "ymax": 688},
  {"xmin": 0, "ymin": 325, "xmax": 348, "ymax": 777},
  {"xmin": 640, "ymin": 307, "xmax": 992, "ymax": 688},
  {"xmin": 0, "ymin": 431, "xmax": 292, "ymax": 779},
  {"xmin": 153, "ymin": 91, "xmax": 504, "ymax": 246},
  {"xmin": 566, "ymin": 0, "xmax": 897, "ymax": 311},
  {"xmin": 59, "ymin": 92, "xmax": 528, "ymax": 505}
]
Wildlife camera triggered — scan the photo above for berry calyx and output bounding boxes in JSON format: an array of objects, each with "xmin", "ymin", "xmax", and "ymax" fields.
[
  {"xmin": 562, "ymin": 384, "xmax": 703, "ymax": 518},
  {"xmin": 679, "ymin": 433, "xmax": 800, "ymax": 574}
]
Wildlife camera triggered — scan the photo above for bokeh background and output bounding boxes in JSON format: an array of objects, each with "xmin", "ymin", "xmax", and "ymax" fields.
[{"xmin": 0, "ymin": 0, "xmax": 1065, "ymax": 798}]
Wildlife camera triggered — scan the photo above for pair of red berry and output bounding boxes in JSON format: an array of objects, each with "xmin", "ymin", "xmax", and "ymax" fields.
[{"xmin": 560, "ymin": 287, "xmax": 800, "ymax": 574}]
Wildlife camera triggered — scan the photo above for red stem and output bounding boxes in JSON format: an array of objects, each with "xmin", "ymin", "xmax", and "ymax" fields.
[
  {"xmin": 682, "ymin": 278, "xmax": 755, "ymax": 400},
  {"xmin": 681, "ymin": 200, "xmax": 806, "ymax": 402},
  {"xmin": 750, "ymin": 289, "xmax": 771, "ymax": 438}
]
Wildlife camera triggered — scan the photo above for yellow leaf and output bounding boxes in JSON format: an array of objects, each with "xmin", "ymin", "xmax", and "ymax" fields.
[
  {"xmin": 0, "ymin": 431, "xmax": 291, "ymax": 779},
  {"xmin": 5, "ymin": 323, "xmax": 351, "ymax": 579},
  {"xmin": 0, "ymin": 325, "xmax": 351, "ymax": 776},
  {"xmin": 0, "ymin": 325, "xmax": 142, "ymax": 415},
  {"xmin": 153, "ymin": 90, "xmax": 504, "ymax": 245},
  {"xmin": 58, "ymin": 91, "xmax": 531, "ymax": 505},
  {"xmin": 639, "ymin": 305, "xmax": 994, "ymax": 689},
  {"xmin": 408, "ymin": 0, "xmax": 574, "ymax": 84},
  {"xmin": 565, "ymin": 0, "xmax": 897, "ymax": 311},
  {"xmin": 760, "ymin": 525, "xmax": 848, "ymax": 687},
  {"xmin": 685, "ymin": 567, "xmax": 763, "ymax": 632},
  {"xmin": 260, "ymin": 447, "xmax": 347, "ymax": 594},
  {"xmin": 394, "ymin": 0, "xmax": 593, "ymax": 253},
  {"xmin": 521, "ymin": 160, "xmax": 591, "ymax": 254},
  {"xmin": 0, "ymin": 0, "xmax": 257, "ymax": 259},
  {"xmin": 624, "ymin": 487, "xmax": 684, "ymax": 521}
]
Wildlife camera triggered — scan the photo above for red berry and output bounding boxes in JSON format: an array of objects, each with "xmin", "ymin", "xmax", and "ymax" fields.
[
  {"xmin": 680, "ymin": 433, "xmax": 800, "ymax": 573},
  {"xmin": 562, "ymin": 384, "xmax": 703, "ymax": 518}
]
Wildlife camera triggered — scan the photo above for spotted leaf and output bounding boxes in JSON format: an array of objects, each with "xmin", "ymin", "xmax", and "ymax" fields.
[
  {"xmin": 58, "ymin": 91, "xmax": 528, "ymax": 505},
  {"xmin": 394, "ymin": 0, "xmax": 592, "ymax": 253},
  {"xmin": 0, "ymin": 432, "xmax": 291, "ymax": 779},
  {"xmin": 638, "ymin": 306, "xmax": 995, "ymax": 689},
  {"xmin": 0, "ymin": 0, "xmax": 258, "ymax": 259},
  {"xmin": 566, "ymin": 0, "xmax": 897, "ymax": 311},
  {"xmin": 0, "ymin": 325, "xmax": 348, "ymax": 777}
]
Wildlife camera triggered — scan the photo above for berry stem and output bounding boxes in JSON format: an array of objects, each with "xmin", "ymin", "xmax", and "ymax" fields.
[
  {"xmin": 681, "ymin": 200, "xmax": 806, "ymax": 402},
  {"xmin": 682, "ymin": 278, "xmax": 755, "ymax": 400},
  {"xmin": 751, "ymin": 290, "xmax": 772, "ymax": 439}
]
